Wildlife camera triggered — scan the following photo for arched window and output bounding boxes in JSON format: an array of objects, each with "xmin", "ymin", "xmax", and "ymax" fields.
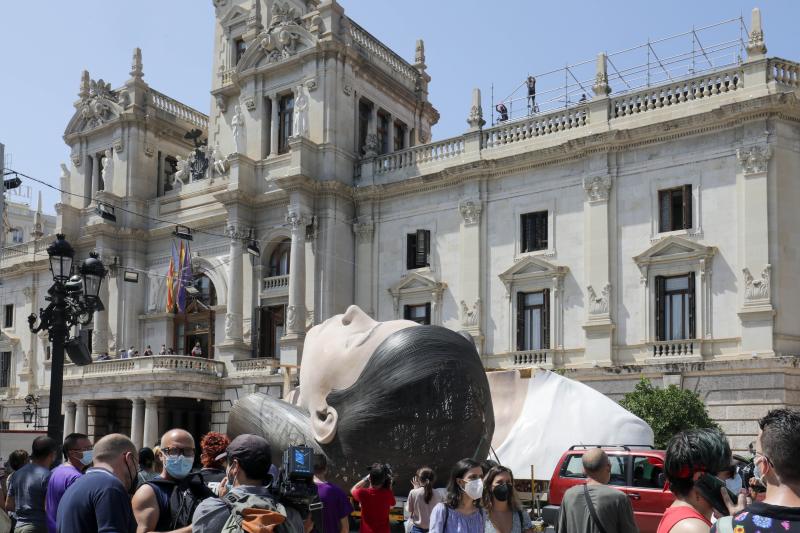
[{"xmin": 268, "ymin": 239, "xmax": 291, "ymax": 277}]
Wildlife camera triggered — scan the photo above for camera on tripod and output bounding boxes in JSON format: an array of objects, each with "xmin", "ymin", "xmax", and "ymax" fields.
[{"xmin": 275, "ymin": 445, "xmax": 322, "ymax": 518}]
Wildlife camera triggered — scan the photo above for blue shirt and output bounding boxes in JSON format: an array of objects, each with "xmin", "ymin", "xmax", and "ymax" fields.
[
  {"xmin": 8, "ymin": 462, "xmax": 51, "ymax": 526},
  {"xmin": 56, "ymin": 467, "xmax": 136, "ymax": 533}
]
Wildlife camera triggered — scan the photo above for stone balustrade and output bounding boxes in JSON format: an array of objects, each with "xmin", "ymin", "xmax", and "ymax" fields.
[
  {"xmin": 149, "ymin": 90, "xmax": 209, "ymax": 129},
  {"xmin": 483, "ymin": 107, "xmax": 588, "ymax": 149},
  {"xmin": 611, "ymin": 66, "xmax": 744, "ymax": 118},
  {"xmin": 231, "ymin": 358, "xmax": 279, "ymax": 376},
  {"xmin": 348, "ymin": 20, "xmax": 418, "ymax": 89},
  {"xmin": 263, "ymin": 274, "xmax": 290, "ymax": 293},
  {"xmin": 769, "ymin": 59, "xmax": 800, "ymax": 87},
  {"xmin": 63, "ymin": 355, "xmax": 225, "ymax": 379},
  {"xmin": 649, "ymin": 340, "xmax": 697, "ymax": 358},
  {"xmin": 485, "ymin": 349, "xmax": 554, "ymax": 369},
  {"xmin": 374, "ymin": 137, "xmax": 466, "ymax": 175},
  {"xmin": 220, "ymin": 68, "xmax": 236, "ymax": 87}
]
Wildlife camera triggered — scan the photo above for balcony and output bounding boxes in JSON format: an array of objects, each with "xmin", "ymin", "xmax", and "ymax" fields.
[
  {"xmin": 485, "ymin": 349, "xmax": 555, "ymax": 370},
  {"xmin": 645, "ymin": 339, "xmax": 703, "ymax": 363},
  {"xmin": 262, "ymin": 274, "xmax": 289, "ymax": 297}
]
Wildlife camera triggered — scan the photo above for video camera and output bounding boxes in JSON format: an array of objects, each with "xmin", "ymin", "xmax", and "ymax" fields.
[{"xmin": 275, "ymin": 445, "xmax": 322, "ymax": 519}]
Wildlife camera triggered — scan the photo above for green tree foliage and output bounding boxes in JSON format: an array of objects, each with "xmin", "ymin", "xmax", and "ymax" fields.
[{"xmin": 619, "ymin": 377, "xmax": 718, "ymax": 449}]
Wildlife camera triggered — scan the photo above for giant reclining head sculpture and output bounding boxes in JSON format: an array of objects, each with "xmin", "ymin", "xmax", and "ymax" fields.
[{"xmin": 228, "ymin": 305, "xmax": 495, "ymax": 492}]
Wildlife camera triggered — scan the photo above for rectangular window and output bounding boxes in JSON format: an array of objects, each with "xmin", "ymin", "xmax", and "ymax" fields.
[
  {"xmin": 0, "ymin": 421, "xmax": 9, "ymax": 430},
  {"xmin": 655, "ymin": 273, "xmax": 695, "ymax": 341},
  {"xmin": 258, "ymin": 305, "xmax": 285, "ymax": 357},
  {"xmin": 358, "ymin": 101, "xmax": 371, "ymax": 155},
  {"xmin": 3, "ymin": 304, "xmax": 12, "ymax": 328},
  {"xmin": 278, "ymin": 94, "xmax": 294, "ymax": 154},
  {"xmin": 393, "ymin": 122, "xmax": 406, "ymax": 151},
  {"xmin": 0, "ymin": 352, "xmax": 10, "ymax": 388},
  {"xmin": 406, "ymin": 229, "xmax": 431, "ymax": 269},
  {"xmin": 520, "ymin": 211, "xmax": 548, "ymax": 253},
  {"xmin": 658, "ymin": 185, "xmax": 692, "ymax": 233},
  {"xmin": 235, "ymin": 38, "xmax": 247, "ymax": 64},
  {"xmin": 516, "ymin": 290, "xmax": 550, "ymax": 351},
  {"xmin": 10, "ymin": 228, "xmax": 23, "ymax": 244},
  {"xmin": 377, "ymin": 111, "xmax": 390, "ymax": 154},
  {"xmin": 403, "ymin": 303, "xmax": 431, "ymax": 325}
]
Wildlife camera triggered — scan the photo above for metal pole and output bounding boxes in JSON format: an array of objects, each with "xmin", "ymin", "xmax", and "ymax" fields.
[{"xmin": 46, "ymin": 289, "xmax": 67, "ymax": 444}]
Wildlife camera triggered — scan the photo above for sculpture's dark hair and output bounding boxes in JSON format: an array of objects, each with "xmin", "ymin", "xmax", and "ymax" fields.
[
  {"xmin": 325, "ymin": 326, "xmax": 494, "ymax": 495},
  {"xmin": 417, "ymin": 466, "xmax": 436, "ymax": 504},
  {"xmin": 62, "ymin": 433, "xmax": 88, "ymax": 460},
  {"xmin": 664, "ymin": 428, "xmax": 731, "ymax": 497},
  {"xmin": 445, "ymin": 458, "xmax": 483, "ymax": 509},
  {"xmin": 758, "ymin": 408, "xmax": 800, "ymax": 484}
]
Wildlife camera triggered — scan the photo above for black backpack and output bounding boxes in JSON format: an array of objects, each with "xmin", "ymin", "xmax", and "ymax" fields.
[{"xmin": 147, "ymin": 472, "xmax": 214, "ymax": 530}]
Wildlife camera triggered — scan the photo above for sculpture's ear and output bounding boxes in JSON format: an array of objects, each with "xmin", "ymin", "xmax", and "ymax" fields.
[{"xmin": 312, "ymin": 406, "xmax": 338, "ymax": 444}]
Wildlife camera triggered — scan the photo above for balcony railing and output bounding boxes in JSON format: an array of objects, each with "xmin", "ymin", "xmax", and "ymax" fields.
[
  {"xmin": 231, "ymin": 358, "xmax": 279, "ymax": 376},
  {"xmin": 486, "ymin": 349, "xmax": 554, "ymax": 369},
  {"xmin": 63, "ymin": 355, "xmax": 225, "ymax": 379},
  {"xmin": 149, "ymin": 89, "xmax": 209, "ymax": 130},
  {"xmin": 483, "ymin": 106, "xmax": 588, "ymax": 149},
  {"xmin": 348, "ymin": 19, "xmax": 418, "ymax": 89},
  {"xmin": 263, "ymin": 274, "xmax": 290, "ymax": 292},
  {"xmin": 648, "ymin": 340, "xmax": 697, "ymax": 358}
]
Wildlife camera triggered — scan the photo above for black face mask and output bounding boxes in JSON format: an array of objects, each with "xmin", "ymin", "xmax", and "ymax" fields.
[{"xmin": 492, "ymin": 483, "xmax": 510, "ymax": 502}]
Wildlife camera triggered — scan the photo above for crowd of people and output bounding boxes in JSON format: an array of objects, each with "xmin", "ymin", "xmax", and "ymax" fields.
[
  {"xmin": 94, "ymin": 341, "xmax": 205, "ymax": 361},
  {"xmin": 0, "ymin": 407, "xmax": 797, "ymax": 533}
]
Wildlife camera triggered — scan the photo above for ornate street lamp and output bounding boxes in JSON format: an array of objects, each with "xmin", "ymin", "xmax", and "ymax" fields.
[
  {"xmin": 23, "ymin": 394, "xmax": 40, "ymax": 428},
  {"xmin": 28, "ymin": 235, "xmax": 107, "ymax": 443}
]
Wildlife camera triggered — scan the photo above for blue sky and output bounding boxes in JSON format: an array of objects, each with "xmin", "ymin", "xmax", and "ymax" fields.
[{"xmin": 1, "ymin": 1, "xmax": 797, "ymax": 214}]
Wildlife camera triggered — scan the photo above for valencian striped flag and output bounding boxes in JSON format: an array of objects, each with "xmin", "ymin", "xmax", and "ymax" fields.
[
  {"xmin": 165, "ymin": 241, "xmax": 178, "ymax": 312},
  {"xmin": 176, "ymin": 240, "xmax": 193, "ymax": 312}
]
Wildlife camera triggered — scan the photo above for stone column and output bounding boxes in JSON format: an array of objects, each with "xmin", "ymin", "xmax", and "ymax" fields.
[
  {"xmin": 63, "ymin": 402, "xmax": 76, "ymax": 437},
  {"xmin": 458, "ymin": 199, "xmax": 484, "ymax": 353},
  {"xmin": 403, "ymin": 128, "xmax": 411, "ymax": 150},
  {"xmin": 369, "ymin": 105, "xmax": 378, "ymax": 136},
  {"xmin": 143, "ymin": 397, "xmax": 159, "ymax": 449},
  {"xmin": 280, "ymin": 209, "xmax": 307, "ymax": 366},
  {"xmin": 386, "ymin": 114, "xmax": 395, "ymax": 152},
  {"xmin": 75, "ymin": 400, "xmax": 88, "ymax": 434},
  {"xmin": 736, "ymin": 144, "xmax": 774, "ymax": 354},
  {"xmin": 225, "ymin": 225, "xmax": 244, "ymax": 343},
  {"xmin": 582, "ymin": 173, "xmax": 614, "ymax": 364},
  {"xmin": 91, "ymin": 156, "xmax": 100, "ymax": 201},
  {"xmin": 353, "ymin": 219, "xmax": 375, "ymax": 316},
  {"xmin": 269, "ymin": 95, "xmax": 280, "ymax": 156},
  {"xmin": 130, "ymin": 398, "xmax": 145, "ymax": 450},
  {"xmin": 251, "ymin": 258, "xmax": 263, "ymax": 353}
]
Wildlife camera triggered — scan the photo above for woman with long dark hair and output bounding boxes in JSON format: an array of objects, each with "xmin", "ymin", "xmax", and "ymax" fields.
[
  {"xmin": 429, "ymin": 459, "xmax": 485, "ymax": 533},
  {"xmin": 482, "ymin": 466, "xmax": 533, "ymax": 533},
  {"xmin": 408, "ymin": 467, "xmax": 446, "ymax": 533}
]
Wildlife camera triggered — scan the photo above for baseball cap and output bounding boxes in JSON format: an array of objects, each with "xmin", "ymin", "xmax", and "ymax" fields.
[{"xmin": 215, "ymin": 434, "xmax": 272, "ymax": 479}]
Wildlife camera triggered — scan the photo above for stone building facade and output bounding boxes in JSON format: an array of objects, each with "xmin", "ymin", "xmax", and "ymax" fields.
[{"xmin": 1, "ymin": 1, "xmax": 799, "ymax": 452}]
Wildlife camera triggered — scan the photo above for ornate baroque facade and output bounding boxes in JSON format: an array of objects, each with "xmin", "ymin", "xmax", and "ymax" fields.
[{"xmin": 1, "ymin": 2, "xmax": 799, "ymax": 451}]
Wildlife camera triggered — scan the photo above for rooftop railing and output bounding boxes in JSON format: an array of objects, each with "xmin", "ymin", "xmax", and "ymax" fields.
[{"xmin": 149, "ymin": 90, "xmax": 209, "ymax": 130}]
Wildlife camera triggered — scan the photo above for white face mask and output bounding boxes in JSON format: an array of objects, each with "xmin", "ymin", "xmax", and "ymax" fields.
[{"xmin": 463, "ymin": 478, "xmax": 484, "ymax": 500}]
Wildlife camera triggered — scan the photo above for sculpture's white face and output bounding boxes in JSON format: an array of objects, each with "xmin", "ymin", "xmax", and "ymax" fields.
[{"xmin": 298, "ymin": 305, "xmax": 418, "ymax": 444}]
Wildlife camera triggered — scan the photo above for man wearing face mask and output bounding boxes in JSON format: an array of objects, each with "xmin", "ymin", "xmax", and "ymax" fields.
[
  {"xmin": 45, "ymin": 433, "xmax": 93, "ymax": 533},
  {"xmin": 56, "ymin": 433, "xmax": 138, "ymax": 533},
  {"xmin": 556, "ymin": 449, "xmax": 638, "ymax": 533},
  {"xmin": 711, "ymin": 408, "xmax": 800, "ymax": 533},
  {"xmin": 133, "ymin": 429, "xmax": 212, "ymax": 533}
]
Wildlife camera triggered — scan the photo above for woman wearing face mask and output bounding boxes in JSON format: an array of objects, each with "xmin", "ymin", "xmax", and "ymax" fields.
[
  {"xmin": 429, "ymin": 459, "xmax": 485, "ymax": 533},
  {"xmin": 482, "ymin": 466, "xmax": 534, "ymax": 533}
]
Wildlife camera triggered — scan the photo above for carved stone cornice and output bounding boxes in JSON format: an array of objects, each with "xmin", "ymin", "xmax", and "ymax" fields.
[{"xmin": 736, "ymin": 144, "xmax": 772, "ymax": 174}]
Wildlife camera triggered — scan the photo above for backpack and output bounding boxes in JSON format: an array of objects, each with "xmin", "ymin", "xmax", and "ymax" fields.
[
  {"xmin": 221, "ymin": 491, "xmax": 288, "ymax": 533},
  {"xmin": 147, "ymin": 472, "xmax": 214, "ymax": 530}
]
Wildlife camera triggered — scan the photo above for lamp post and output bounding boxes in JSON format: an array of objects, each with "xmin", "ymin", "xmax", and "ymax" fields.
[
  {"xmin": 28, "ymin": 234, "xmax": 107, "ymax": 443},
  {"xmin": 23, "ymin": 394, "xmax": 41, "ymax": 429}
]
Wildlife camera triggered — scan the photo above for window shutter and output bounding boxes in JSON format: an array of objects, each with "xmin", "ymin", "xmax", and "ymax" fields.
[
  {"xmin": 424, "ymin": 302, "xmax": 432, "ymax": 325},
  {"xmin": 416, "ymin": 229, "xmax": 429, "ymax": 267},
  {"xmin": 516, "ymin": 292, "xmax": 526, "ymax": 351},
  {"xmin": 659, "ymin": 190, "xmax": 670, "ymax": 233},
  {"xmin": 542, "ymin": 289, "xmax": 551, "ymax": 349},
  {"xmin": 537, "ymin": 212, "xmax": 548, "ymax": 250},
  {"xmin": 682, "ymin": 184, "xmax": 693, "ymax": 230},
  {"xmin": 252, "ymin": 307, "xmax": 262, "ymax": 357},
  {"xmin": 655, "ymin": 276, "xmax": 665, "ymax": 341},
  {"xmin": 406, "ymin": 234, "xmax": 416, "ymax": 269},
  {"xmin": 688, "ymin": 271, "xmax": 696, "ymax": 339}
]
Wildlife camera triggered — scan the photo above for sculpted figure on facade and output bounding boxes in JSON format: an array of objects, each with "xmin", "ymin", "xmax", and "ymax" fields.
[
  {"xmin": 587, "ymin": 284, "xmax": 611, "ymax": 315},
  {"xmin": 59, "ymin": 163, "xmax": 71, "ymax": 192},
  {"xmin": 232, "ymin": 105, "xmax": 245, "ymax": 153},
  {"xmin": 583, "ymin": 175, "xmax": 612, "ymax": 202},
  {"xmin": 363, "ymin": 133, "xmax": 379, "ymax": 157},
  {"xmin": 743, "ymin": 265, "xmax": 771, "ymax": 301},
  {"xmin": 174, "ymin": 156, "xmax": 190, "ymax": 185},
  {"xmin": 292, "ymin": 85, "xmax": 309, "ymax": 138},
  {"xmin": 736, "ymin": 145, "xmax": 772, "ymax": 174},
  {"xmin": 227, "ymin": 305, "xmax": 494, "ymax": 494},
  {"xmin": 459, "ymin": 200, "xmax": 482, "ymax": 225},
  {"xmin": 102, "ymin": 148, "xmax": 114, "ymax": 191},
  {"xmin": 211, "ymin": 143, "xmax": 228, "ymax": 176},
  {"xmin": 460, "ymin": 299, "xmax": 481, "ymax": 328}
]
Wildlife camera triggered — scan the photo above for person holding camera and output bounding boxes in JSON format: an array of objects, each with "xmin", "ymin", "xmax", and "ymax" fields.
[
  {"xmin": 351, "ymin": 464, "xmax": 396, "ymax": 533},
  {"xmin": 191, "ymin": 434, "xmax": 304, "ymax": 533}
]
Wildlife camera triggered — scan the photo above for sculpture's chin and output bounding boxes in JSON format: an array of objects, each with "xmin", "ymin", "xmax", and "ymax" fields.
[{"xmin": 312, "ymin": 406, "xmax": 338, "ymax": 444}]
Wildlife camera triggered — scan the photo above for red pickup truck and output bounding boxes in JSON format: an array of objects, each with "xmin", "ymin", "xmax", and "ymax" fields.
[{"xmin": 542, "ymin": 445, "xmax": 675, "ymax": 533}]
